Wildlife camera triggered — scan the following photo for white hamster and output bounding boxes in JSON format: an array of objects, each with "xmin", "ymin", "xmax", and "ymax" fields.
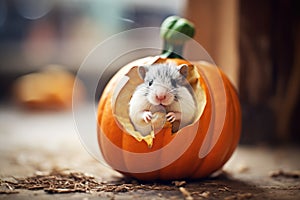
[{"xmin": 129, "ymin": 63, "xmax": 197, "ymax": 136}]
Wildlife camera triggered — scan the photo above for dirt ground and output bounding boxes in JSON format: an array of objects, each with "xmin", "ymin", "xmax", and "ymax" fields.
[{"xmin": 0, "ymin": 104, "xmax": 299, "ymax": 200}]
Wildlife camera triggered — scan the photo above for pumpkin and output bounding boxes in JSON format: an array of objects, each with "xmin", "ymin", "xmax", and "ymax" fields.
[
  {"xmin": 14, "ymin": 65, "xmax": 85, "ymax": 110},
  {"xmin": 97, "ymin": 16, "xmax": 241, "ymax": 181}
]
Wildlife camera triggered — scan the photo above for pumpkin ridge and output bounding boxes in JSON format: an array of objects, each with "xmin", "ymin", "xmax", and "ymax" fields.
[
  {"xmin": 186, "ymin": 73, "xmax": 212, "ymax": 179},
  {"xmin": 201, "ymin": 70, "xmax": 240, "ymax": 176},
  {"xmin": 221, "ymin": 72, "xmax": 241, "ymax": 163},
  {"xmin": 187, "ymin": 66, "xmax": 233, "ymax": 178}
]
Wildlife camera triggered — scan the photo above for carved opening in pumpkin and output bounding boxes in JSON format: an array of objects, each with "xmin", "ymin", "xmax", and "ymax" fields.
[{"xmin": 111, "ymin": 61, "xmax": 207, "ymax": 147}]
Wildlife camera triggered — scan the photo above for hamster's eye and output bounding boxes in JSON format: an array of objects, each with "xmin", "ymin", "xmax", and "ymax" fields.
[
  {"xmin": 171, "ymin": 79, "xmax": 177, "ymax": 87},
  {"xmin": 148, "ymin": 80, "xmax": 153, "ymax": 86}
]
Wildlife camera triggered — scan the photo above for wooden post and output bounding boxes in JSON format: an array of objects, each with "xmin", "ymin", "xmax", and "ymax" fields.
[
  {"xmin": 238, "ymin": 0, "xmax": 300, "ymax": 143},
  {"xmin": 185, "ymin": 0, "xmax": 300, "ymax": 144},
  {"xmin": 184, "ymin": 0, "xmax": 239, "ymax": 88}
]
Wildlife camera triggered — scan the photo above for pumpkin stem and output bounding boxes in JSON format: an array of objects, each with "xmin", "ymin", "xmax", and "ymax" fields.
[{"xmin": 160, "ymin": 16, "xmax": 195, "ymax": 59}]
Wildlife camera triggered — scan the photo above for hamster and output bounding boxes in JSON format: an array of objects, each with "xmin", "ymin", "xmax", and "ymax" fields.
[{"xmin": 128, "ymin": 63, "xmax": 197, "ymax": 136}]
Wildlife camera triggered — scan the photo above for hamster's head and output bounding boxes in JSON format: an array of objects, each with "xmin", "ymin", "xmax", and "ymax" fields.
[{"xmin": 138, "ymin": 63, "xmax": 188, "ymax": 106}]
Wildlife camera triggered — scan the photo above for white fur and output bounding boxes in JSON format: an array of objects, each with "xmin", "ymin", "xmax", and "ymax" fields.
[{"xmin": 129, "ymin": 63, "xmax": 196, "ymax": 136}]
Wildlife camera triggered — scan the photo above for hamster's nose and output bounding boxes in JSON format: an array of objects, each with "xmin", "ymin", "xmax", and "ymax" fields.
[{"xmin": 156, "ymin": 94, "xmax": 166, "ymax": 101}]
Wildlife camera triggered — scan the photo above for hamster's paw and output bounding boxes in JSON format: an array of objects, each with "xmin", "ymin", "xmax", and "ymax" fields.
[
  {"xmin": 142, "ymin": 111, "xmax": 153, "ymax": 123},
  {"xmin": 166, "ymin": 112, "xmax": 176, "ymax": 123}
]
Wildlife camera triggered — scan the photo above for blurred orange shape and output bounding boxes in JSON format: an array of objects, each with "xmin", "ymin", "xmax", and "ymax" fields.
[{"xmin": 13, "ymin": 65, "xmax": 85, "ymax": 110}]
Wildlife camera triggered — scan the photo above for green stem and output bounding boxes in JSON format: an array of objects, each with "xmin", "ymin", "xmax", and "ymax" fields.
[
  {"xmin": 160, "ymin": 16, "xmax": 195, "ymax": 59},
  {"xmin": 161, "ymin": 41, "xmax": 184, "ymax": 58}
]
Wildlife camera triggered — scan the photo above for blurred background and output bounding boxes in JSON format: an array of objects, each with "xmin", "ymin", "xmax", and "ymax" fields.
[{"xmin": 0, "ymin": 0, "xmax": 299, "ymax": 146}]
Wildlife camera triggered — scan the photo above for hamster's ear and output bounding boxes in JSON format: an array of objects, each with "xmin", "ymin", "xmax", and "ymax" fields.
[
  {"xmin": 178, "ymin": 64, "xmax": 188, "ymax": 78},
  {"xmin": 138, "ymin": 66, "xmax": 148, "ymax": 80}
]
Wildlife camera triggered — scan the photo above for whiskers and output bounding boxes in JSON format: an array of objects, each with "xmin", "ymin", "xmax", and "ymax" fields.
[{"xmin": 168, "ymin": 88, "xmax": 178, "ymax": 94}]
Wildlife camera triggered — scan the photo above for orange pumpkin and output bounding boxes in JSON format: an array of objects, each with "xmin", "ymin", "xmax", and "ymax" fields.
[
  {"xmin": 14, "ymin": 65, "xmax": 85, "ymax": 110},
  {"xmin": 97, "ymin": 16, "xmax": 241, "ymax": 181}
]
